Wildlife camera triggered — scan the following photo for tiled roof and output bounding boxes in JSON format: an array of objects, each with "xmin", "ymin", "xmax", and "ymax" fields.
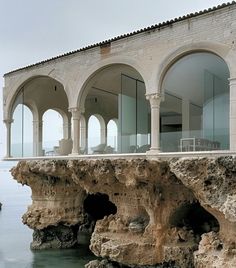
[{"xmin": 4, "ymin": 1, "xmax": 236, "ymax": 76}]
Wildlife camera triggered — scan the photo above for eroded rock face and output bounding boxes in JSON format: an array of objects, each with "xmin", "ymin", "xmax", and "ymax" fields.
[
  {"xmin": 11, "ymin": 160, "xmax": 86, "ymax": 230},
  {"xmin": 31, "ymin": 225, "xmax": 78, "ymax": 250},
  {"xmin": 85, "ymin": 259, "xmax": 177, "ymax": 268},
  {"xmin": 11, "ymin": 157, "xmax": 236, "ymax": 267},
  {"xmin": 170, "ymin": 156, "xmax": 236, "ymax": 267}
]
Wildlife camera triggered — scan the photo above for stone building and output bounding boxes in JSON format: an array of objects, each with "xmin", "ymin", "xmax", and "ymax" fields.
[{"xmin": 3, "ymin": 1, "xmax": 236, "ymax": 158}]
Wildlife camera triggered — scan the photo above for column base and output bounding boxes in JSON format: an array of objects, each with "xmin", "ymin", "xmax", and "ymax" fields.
[
  {"xmin": 4, "ymin": 155, "xmax": 12, "ymax": 159},
  {"xmin": 146, "ymin": 148, "xmax": 161, "ymax": 155},
  {"xmin": 69, "ymin": 152, "xmax": 80, "ymax": 156}
]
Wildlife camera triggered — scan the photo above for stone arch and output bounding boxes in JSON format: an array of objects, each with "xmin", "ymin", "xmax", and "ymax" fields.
[
  {"xmin": 75, "ymin": 58, "xmax": 149, "ymax": 111},
  {"xmin": 87, "ymin": 114, "xmax": 107, "ymax": 153},
  {"xmin": 5, "ymin": 74, "xmax": 69, "ymax": 120},
  {"xmin": 93, "ymin": 114, "xmax": 106, "ymax": 132},
  {"xmin": 158, "ymin": 48, "xmax": 230, "ymax": 152},
  {"xmin": 43, "ymin": 107, "xmax": 69, "ymax": 126},
  {"xmin": 11, "ymin": 100, "xmax": 38, "ymax": 121},
  {"xmin": 156, "ymin": 42, "xmax": 231, "ymax": 94},
  {"xmin": 107, "ymin": 118, "xmax": 118, "ymax": 151},
  {"xmin": 89, "ymin": 114, "xmax": 106, "ymax": 145},
  {"xmin": 42, "ymin": 108, "xmax": 64, "ymax": 154}
]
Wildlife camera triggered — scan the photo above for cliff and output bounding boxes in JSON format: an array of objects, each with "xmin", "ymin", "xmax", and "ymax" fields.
[{"xmin": 11, "ymin": 157, "xmax": 236, "ymax": 267}]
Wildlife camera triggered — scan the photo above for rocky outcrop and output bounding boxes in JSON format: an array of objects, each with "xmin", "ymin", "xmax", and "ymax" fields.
[
  {"xmin": 85, "ymin": 259, "xmax": 176, "ymax": 268},
  {"xmin": 170, "ymin": 156, "xmax": 236, "ymax": 267},
  {"xmin": 11, "ymin": 160, "xmax": 86, "ymax": 249},
  {"xmin": 31, "ymin": 224, "xmax": 78, "ymax": 250},
  {"xmin": 11, "ymin": 157, "xmax": 236, "ymax": 267}
]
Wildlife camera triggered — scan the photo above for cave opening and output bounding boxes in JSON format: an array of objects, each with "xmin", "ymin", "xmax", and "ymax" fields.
[
  {"xmin": 78, "ymin": 193, "xmax": 117, "ymax": 246},
  {"xmin": 83, "ymin": 193, "xmax": 117, "ymax": 221},
  {"xmin": 169, "ymin": 202, "xmax": 219, "ymax": 236}
]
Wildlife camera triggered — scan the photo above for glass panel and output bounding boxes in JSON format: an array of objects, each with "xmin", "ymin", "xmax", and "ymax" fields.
[
  {"xmin": 214, "ymin": 75, "xmax": 229, "ymax": 149},
  {"xmin": 160, "ymin": 93, "xmax": 182, "ymax": 152},
  {"xmin": 137, "ymin": 81, "xmax": 151, "ymax": 152},
  {"xmin": 119, "ymin": 74, "xmax": 150, "ymax": 153},
  {"xmin": 119, "ymin": 75, "xmax": 137, "ymax": 153},
  {"xmin": 203, "ymin": 70, "xmax": 214, "ymax": 142},
  {"xmin": 11, "ymin": 104, "xmax": 23, "ymax": 157},
  {"xmin": 161, "ymin": 52, "xmax": 229, "ymax": 152},
  {"xmin": 11, "ymin": 89, "xmax": 33, "ymax": 157}
]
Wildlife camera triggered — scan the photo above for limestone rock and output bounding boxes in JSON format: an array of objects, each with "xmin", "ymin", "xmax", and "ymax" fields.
[
  {"xmin": 170, "ymin": 156, "xmax": 236, "ymax": 267},
  {"xmin": 85, "ymin": 259, "xmax": 178, "ymax": 268},
  {"xmin": 31, "ymin": 225, "xmax": 78, "ymax": 250},
  {"xmin": 11, "ymin": 160, "xmax": 86, "ymax": 230},
  {"xmin": 11, "ymin": 157, "xmax": 236, "ymax": 267}
]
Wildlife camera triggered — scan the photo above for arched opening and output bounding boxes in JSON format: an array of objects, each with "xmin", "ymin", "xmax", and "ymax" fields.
[
  {"xmin": 11, "ymin": 104, "xmax": 33, "ymax": 157},
  {"xmin": 81, "ymin": 64, "xmax": 150, "ymax": 154},
  {"xmin": 87, "ymin": 115, "xmax": 103, "ymax": 154},
  {"xmin": 43, "ymin": 109, "xmax": 63, "ymax": 155},
  {"xmin": 161, "ymin": 52, "xmax": 230, "ymax": 152},
  {"xmin": 107, "ymin": 119, "xmax": 118, "ymax": 153},
  {"xmin": 169, "ymin": 202, "xmax": 219, "ymax": 238},
  {"xmin": 9, "ymin": 76, "xmax": 70, "ymax": 157}
]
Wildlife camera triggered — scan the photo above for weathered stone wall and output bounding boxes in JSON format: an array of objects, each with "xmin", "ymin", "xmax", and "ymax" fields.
[
  {"xmin": 11, "ymin": 157, "xmax": 236, "ymax": 267},
  {"xmin": 4, "ymin": 4, "xmax": 236, "ymax": 118}
]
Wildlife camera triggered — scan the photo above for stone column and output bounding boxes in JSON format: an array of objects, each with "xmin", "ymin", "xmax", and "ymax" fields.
[
  {"xmin": 146, "ymin": 93, "xmax": 162, "ymax": 153},
  {"xmin": 4, "ymin": 119, "xmax": 13, "ymax": 158},
  {"xmin": 63, "ymin": 120, "xmax": 71, "ymax": 140},
  {"xmin": 229, "ymin": 78, "xmax": 236, "ymax": 151},
  {"xmin": 33, "ymin": 119, "xmax": 43, "ymax": 156},
  {"xmin": 80, "ymin": 118, "xmax": 86, "ymax": 150},
  {"xmin": 101, "ymin": 125, "xmax": 107, "ymax": 144},
  {"xmin": 69, "ymin": 108, "xmax": 81, "ymax": 155}
]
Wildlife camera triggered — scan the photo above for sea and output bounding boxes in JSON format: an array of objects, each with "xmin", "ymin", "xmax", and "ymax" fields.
[{"xmin": 0, "ymin": 161, "xmax": 94, "ymax": 268}]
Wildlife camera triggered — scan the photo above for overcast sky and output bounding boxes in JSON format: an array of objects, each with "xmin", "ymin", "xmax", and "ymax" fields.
[{"xmin": 0, "ymin": 0, "xmax": 229, "ymax": 158}]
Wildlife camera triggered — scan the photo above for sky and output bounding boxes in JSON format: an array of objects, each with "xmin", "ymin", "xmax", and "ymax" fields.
[{"xmin": 0, "ymin": 0, "xmax": 229, "ymax": 158}]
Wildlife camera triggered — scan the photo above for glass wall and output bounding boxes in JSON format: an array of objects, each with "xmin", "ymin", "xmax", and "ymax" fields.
[
  {"xmin": 9, "ymin": 76, "xmax": 69, "ymax": 158},
  {"xmin": 161, "ymin": 52, "xmax": 229, "ymax": 152},
  {"xmin": 11, "ymin": 104, "xmax": 33, "ymax": 157},
  {"xmin": 84, "ymin": 65, "xmax": 150, "ymax": 155},
  {"xmin": 119, "ymin": 74, "xmax": 150, "ymax": 153}
]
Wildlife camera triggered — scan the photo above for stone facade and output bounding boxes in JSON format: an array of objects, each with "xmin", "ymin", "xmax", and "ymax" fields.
[{"xmin": 3, "ymin": 3, "xmax": 236, "ymax": 156}]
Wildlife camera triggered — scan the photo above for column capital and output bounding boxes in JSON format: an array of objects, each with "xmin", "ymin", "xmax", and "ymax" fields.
[
  {"xmin": 68, "ymin": 107, "xmax": 82, "ymax": 119},
  {"xmin": 229, "ymin": 77, "xmax": 236, "ymax": 86},
  {"xmin": 3, "ymin": 119, "xmax": 13, "ymax": 125},
  {"xmin": 33, "ymin": 120, "xmax": 43, "ymax": 127},
  {"xmin": 146, "ymin": 93, "xmax": 162, "ymax": 108}
]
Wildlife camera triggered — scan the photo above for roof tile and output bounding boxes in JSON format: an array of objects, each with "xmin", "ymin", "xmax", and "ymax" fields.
[{"xmin": 4, "ymin": 1, "xmax": 236, "ymax": 76}]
